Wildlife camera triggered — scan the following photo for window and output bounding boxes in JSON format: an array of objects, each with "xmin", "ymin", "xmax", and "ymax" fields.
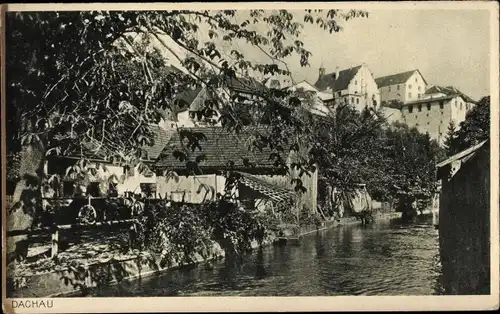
[
  {"xmin": 427, "ymin": 103, "xmax": 431, "ymax": 111},
  {"xmin": 408, "ymin": 105, "xmax": 413, "ymax": 113},
  {"xmin": 397, "ymin": 85, "xmax": 400, "ymax": 90},
  {"xmin": 356, "ymin": 98, "xmax": 359, "ymax": 104},
  {"xmin": 355, "ymin": 80, "xmax": 358, "ymax": 85},
  {"xmin": 418, "ymin": 86, "xmax": 421, "ymax": 91},
  {"xmin": 140, "ymin": 183, "xmax": 157, "ymax": 198},
  {"xmin": 409, "ymin": 92, "xmax": 412, "ymax": 98},
  {"xmin": 415, "ymin": 77, "xmax": 418, "ymax": 83},
  {"xmin": 418, "ymin": 93, "xmax": 421, "ymax": 98},
  {"xmin": 351, "ymin": 97, "xmax": 354, "ymax": 103},
  {"xmin": 87, "ymin": 182, "xmax": 101, "ymax": 197},
  {"xmin": 388, "ymin": 86, "xmax": 391, "ymax": 92},
  {"xmin": 439, "ymin": 101, "xmax": 444, "ymax": 109},
  {"xmin": 418, "ymin": 104, "xmax": 422, "ymax": 112},
  {"xmin": 62, "ymin": 181, "xmax": 75, "ymax": 197},
  {"xmin": 460, "ymin": 102, "xmax": 463, "ymax": 110},
  {"xmin": 454, "ymin": 100, "xmax": 457, "ymax": 107}
]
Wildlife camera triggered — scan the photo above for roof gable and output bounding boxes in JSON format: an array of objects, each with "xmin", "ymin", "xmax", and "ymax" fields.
[
  {"xmin": 314, "ymin": 65, "xmax": 362, "ymax": 92},
  {"xmin": 375, "ymin": 70, "xmax": 423, "ymax": 88}
]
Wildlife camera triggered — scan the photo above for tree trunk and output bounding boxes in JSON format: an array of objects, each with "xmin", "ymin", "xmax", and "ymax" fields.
[{"xmin": 7, "ymin": 141, "xmax": 46, "ymax": 264}]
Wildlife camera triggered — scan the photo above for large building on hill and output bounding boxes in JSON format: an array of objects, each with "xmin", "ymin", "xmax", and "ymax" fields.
[
  {"xmin": 375, "ymin": 69, "xmax": 428, "ymax": 105},
  {"xmin": 400, "ymin": 85, "xmax": 476, "ymax": 145},
  {"xmin": 314, "ymin": 63, "xmax": 380, "ymax": 112}
]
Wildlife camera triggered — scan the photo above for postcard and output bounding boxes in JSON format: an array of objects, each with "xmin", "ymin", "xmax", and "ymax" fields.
[{"xmin": 2, "ymin": 2, "xmax": 499, "ymax": 313}]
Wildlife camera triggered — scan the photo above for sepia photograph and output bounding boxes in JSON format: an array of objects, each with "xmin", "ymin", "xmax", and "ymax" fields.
[{"xmin": 2, "ymin": 2, "xmax": 499, "ymax": 313}]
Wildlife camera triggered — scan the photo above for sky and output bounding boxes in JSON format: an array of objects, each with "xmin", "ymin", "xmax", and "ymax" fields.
[
  {"xmin": 156, "ymin": 9, "xmax": 491, "ymax": 101},
  {"xmin": 290, "ymin": 9, "xmax": 491, "ymax": 101}
]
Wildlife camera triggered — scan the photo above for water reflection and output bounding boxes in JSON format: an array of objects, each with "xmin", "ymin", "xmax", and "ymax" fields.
[{"xmin": 92, "ymin": 216, "xmax": 443, "ymax": 296}]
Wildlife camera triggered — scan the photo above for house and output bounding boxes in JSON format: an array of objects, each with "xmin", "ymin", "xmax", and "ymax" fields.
[
  {"xmin": 436, "ymin": 140, "xmax": 490, "ymax": 294},
  {"xmin": 399, "ymin": 86, "xmax": 477, "ymax": 145},
  {"xmin": 314, "ymin": 63, "xmax": 381, "ymax": 112},
  {"xmin": 375, "ymin": 69, "xmax": 427, "ymax": 105},
  {"xmin": 153, "ymin": 126, "xmax": 318, "ymax": 213},
  {"xmin": 158, "ymin": 87, "xmax": 222, "ymax": 129},
  {"xmin": 287, "ymin": 80, "xmax": 333, "ymax": 117},
  {"xmin": 43, "ymin": 125, "xmax": 173, "ymax": 198}
]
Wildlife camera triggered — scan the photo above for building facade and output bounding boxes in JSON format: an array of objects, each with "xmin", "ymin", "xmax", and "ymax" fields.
[
  {"xmin": 154, "ymin": 126, "xmax": 318, "ymax": 213},
  {"xmin": 400, "ymin": 86, "xmax": 477, "ymax": 145},
  {"xmin": 314, "ymin": 64, "xmax": 380, "ymax": 112},
  {"xmin": 375, "ymin": 69, "xmax": 428, "ymax": 105}
]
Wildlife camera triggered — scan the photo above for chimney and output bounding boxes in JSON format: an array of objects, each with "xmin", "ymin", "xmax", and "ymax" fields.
[
  {"xmin": 334, "ymin": 66, "xmax": 340, "ymax": 80},
  {"xmin": 319, "ymin": 67, "xmax": 325, "ymax": 79}
]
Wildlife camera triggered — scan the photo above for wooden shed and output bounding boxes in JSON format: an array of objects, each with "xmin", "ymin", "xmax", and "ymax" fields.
[{"xmin": 436, "ymin": 140, "xmax": 490, "ymax": 294}]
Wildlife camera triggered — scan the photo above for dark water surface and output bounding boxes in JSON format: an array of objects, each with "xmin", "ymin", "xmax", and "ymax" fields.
[{"xmin": 92, "ymin": 216, "xmax": 444, "ymax": 296}]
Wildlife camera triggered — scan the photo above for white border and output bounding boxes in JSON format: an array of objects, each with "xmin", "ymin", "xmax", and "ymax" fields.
[{"xmin": 2, "ymin": 2, "xmax": 499, "ymax": 313}]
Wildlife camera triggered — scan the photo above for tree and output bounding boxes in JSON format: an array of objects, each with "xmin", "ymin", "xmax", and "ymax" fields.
[
  {"xmin": 6, "ymin": 9, "xmax": 369, "ymax": 262},
  {"xmin": 454, "ymin": 96, "xmax": 490, "ymax": 152},
  {"xmin": 443, "ymin": 120, "xmax": 459, "ymax": 156}
]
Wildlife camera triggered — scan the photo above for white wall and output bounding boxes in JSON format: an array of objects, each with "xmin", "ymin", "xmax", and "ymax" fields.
[
  {"xmin": 378, "ymin": 71, "xmax": 427, "ymax": 104},
  {"xmin": 156, "ymin": 174, "xmax": 225, "ymax": 203},
  {"xmin": 405, "ymin": 71, "xmax": 427, "ymax": 102},
  {"xmin": 334, "ymin": 65, "xmax": 380, "ymax": 112}
]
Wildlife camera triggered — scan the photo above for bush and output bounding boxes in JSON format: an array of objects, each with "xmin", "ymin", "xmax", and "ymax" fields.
[
  {"xmin": 298, "ymin": 205, "xmax": 324, "ymax": 227},
  {"xmin": 137, "ymin": 199, "xmax": 282, "ymax": 264}
]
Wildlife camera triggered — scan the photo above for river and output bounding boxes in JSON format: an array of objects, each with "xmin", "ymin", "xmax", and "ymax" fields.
[{"xmin": 92, "ymin": 215, "xmax": 446, "ymax": 296}]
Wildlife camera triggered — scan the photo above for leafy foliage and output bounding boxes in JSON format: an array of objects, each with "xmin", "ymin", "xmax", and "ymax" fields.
[
  {"xmin": 443, "ymin": 120, "xmax": 459, "ymax": 156},
  {"xmin": 136, "ymin": 200, "xmax": 281, "ymax": 264},
  {"xmin": 310, "ymin": 104, "xmax": 445, "ymax": 208},
  {"xmin": 445, "ymin": 96, "xmax": 490, "ymax": 156},
  {"xmin": 6, "ymin": 9, "xmax": 371, "ymax": 264}
]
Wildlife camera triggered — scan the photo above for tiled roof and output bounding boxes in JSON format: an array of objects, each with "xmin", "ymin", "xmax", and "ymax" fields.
[
  {"xmin": 154, "ymin": 126, "xmax": 288, "ymax": 171},
  {"xmin": 74, "ymin": 126, "xmax": 174, "ymax": 162},
  {"xmin": 235, "ymin": 171, "xmax": 296, "ymax": 203},
  {"xmin": 142, "ymin": 126, "xmax": 176, "ymax": 161},
  {"xmin": 314, "ymin": 65, "xmax": 362, "ymax": 92},
  {"xmin": 375, "ymin": 70, "xmax": 419, "ymax": 88},
  {"xmin": 425, "ymin": 85, "xmax": 476, "ymax": 103}
]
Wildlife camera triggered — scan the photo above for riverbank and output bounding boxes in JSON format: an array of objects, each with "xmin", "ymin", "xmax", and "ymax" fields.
[
  {"xmin": 7, "ymin": 213, "xmax": 399, "ymax": 298},
  {"xmin": 90, "ymin": 215, "xmax": 441, "ymax": 297}
]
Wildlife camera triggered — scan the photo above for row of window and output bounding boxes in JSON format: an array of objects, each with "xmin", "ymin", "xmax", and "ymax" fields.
[
  {"xmin": 408, "ymin": 101, "xmax": 445, "ymax": 113},
  {"xmin": 408, "ymin": 100, "xmax": 471, "ymax": 114},
  {"xmin": 387, "ymin": 84, "xmax": 422, "ymax": 92}
]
